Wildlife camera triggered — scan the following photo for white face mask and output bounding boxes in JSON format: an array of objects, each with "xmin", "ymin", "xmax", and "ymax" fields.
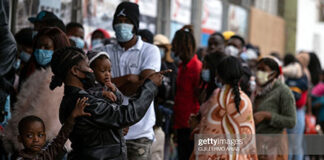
[
  {"xmin": 159, "ymin": 48, "xmax": 165, "ymax": 59},
  {"xmin": 225, "ymin": 45, "xmax": 239, "ymax": 57},
  {"xmin": 256, "ymin": 70, "xmax": 271, "ymax": 86}
]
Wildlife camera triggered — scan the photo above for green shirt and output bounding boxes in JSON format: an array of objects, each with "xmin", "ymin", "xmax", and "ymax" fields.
[{"xmin": 254, "ymin": 80, "xmax": 296, "ymax": 134}]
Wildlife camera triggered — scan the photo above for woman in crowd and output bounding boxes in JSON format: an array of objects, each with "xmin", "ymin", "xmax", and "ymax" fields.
[
  {"xmin": 253, "ymin": 57, "xmax": 296, "ymax": 159},
  {"xmin": 19, "ymin": 27, "xmax": 70, "ymax": 84},
  {"xmin": 50, "ymin": 47, "xmax": 163, "ymax": 159},
  {"xmin": 190, "ymin": 56, "xmax": 257, "ymax": 160},
  {"xmin": 4, "ymin": 27, "xmax": 71, "ymax": 155}
]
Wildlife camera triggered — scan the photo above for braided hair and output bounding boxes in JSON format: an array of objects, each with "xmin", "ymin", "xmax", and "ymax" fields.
[
  {"xmin": 217, "ymin": 56, "xmax": 243, "ymax": 112},
  {"xmin": 171, "ymin": 25, "xmax": 196, "ymax": 63},
  {"xmin": 50, "ymin": 47, "xmax": 87, "ymax": 90}
]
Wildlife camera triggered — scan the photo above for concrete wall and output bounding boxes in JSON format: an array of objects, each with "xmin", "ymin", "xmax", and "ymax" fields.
[{"xmin": 249, "ymin": 7, "xmax": 285, "ymax": 56}]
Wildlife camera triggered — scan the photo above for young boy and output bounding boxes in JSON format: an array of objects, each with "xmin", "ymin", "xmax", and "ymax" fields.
[
  {"xmin": 86, "ymin": 51, "xmax": 123, "ymax": 104},
  {"xmin": 14, "ymin": 97, "xmax": 90, "ymax": 160}
]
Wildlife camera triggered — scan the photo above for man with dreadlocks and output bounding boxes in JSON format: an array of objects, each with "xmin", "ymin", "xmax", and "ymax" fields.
[{"xmin": 171, "ymin": 25, "xmax": 202, "ymax": 160}]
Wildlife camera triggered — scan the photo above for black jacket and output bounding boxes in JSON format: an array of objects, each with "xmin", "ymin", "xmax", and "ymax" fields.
[
  {"xmin": 0, "ymin": 0, "xmax": 16, "ymax": 77},
  {"xmin": 0, "ymin": 0, "xmax": 17, "ymax": 122},
  {"xmin": 59, "ymin": 80, "xmax": 158, "ymax": 160}
]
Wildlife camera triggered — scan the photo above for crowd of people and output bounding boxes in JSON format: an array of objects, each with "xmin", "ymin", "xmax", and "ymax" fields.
[{"xmin": 0, "ymin": 1, "xmax": 324, "ymax": 160}]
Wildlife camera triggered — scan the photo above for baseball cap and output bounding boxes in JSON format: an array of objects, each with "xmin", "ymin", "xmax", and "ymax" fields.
[{"xmin": 28, "ymin": 11, "xmax": 58, "ymax": 23}]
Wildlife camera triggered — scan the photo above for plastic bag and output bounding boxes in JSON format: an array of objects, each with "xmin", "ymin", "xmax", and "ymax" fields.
[{"xmin": 305, "ymin": 114, "xmax": 317, "ymax": 134}]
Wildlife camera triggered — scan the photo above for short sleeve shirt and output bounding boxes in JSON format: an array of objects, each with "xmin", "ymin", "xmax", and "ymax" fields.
[{"xmin": 100, "ymin": 37, "xmax": 161, "ymax": 140}]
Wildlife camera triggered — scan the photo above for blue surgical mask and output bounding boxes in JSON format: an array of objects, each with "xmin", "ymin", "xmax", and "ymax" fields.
[
  {"xmin": 13, "ymin": 59, "xmax": 21, "ymax": 70},
  {"xmin": 171, "ymin": 52, "xmax": 180, "ymax": 62},
  {"xmin": 159, "ymin": 48, "xmax": 165, "ymax": 59},
  {"xmin": 215, "ymin": 77, "xmax": 222, "ymax": 88},
  {"xmin": 32, "ymin": 31, "xmax": 38, "ymax": 39},
  {"xmin": 201, "ymin": 69, "xmax": 210, "ymax": 82},
  {"xmin": 70, "ymin": 36, "xmax": 85, "ymax": 49},
  {"xmin": 20, "ymin": 51, "xmax": 31, "ymax": 62},
  {"xmin": 92, "ymin": 39, "xmax": 102, "ymax": 48},
  {"xmin": 240, "ymin": 52, "xmax": 249, "ymax": 61},
  {"xmin": 114, "ymin": 23, "xmax": 134, "ymax": 42},
  {"xmin": 33, "ymin": 49, "xmax": 54, "ymax": 66}
]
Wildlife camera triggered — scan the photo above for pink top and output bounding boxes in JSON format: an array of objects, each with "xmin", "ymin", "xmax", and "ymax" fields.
[{"xmin": 312, "ymin": 82, "xmax": 324, "ymax": 97}]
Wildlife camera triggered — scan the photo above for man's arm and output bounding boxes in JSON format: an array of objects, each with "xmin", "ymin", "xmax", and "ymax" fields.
[
  {"xmin": 0, "ymin": 0, "xmax": 17, "ymax": 77},
  {"xmin": 115, "ymin": 45, "xmax": 161, "ymax": 96},
  {"xmin": 82, "ymin": 78, "xmax": 161, "ymax": 128},
  {"xmin": 111, "ymin": 74, "xmax": 139, "ymax": 88},
  {"xmin": 117, "ymin": 69, "xmax": 155, "ymax": 96}
]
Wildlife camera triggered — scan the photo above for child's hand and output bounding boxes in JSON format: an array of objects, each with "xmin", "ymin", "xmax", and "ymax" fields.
[
  {"xmin": 71, "ymin": 97, "xmax": 91, "ymax": 119},
  {"xmin": 103, "ymin": 91, "xmax": 117, "ymax": 102},
  {"xmin": 105, "ymin": 81, "xmax": 116, "ymax": 92},
  {"xmin": 122, "ymin": 127, "xmax": 129, "ymax": 136}
]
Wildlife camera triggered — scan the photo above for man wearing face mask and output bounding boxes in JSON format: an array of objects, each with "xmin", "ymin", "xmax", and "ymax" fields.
[
  {"xmin": 99, "ymin": 2, "xmax": 161, "ymax": 159},
  {"xmin": 225, "ymin": 35, "xmax": 253, "ymax": 97},
  {"xmin": 66, "ymin": 22, "xmax": 86, "ymax": 49},
  {"xmin": 225, "ymin": 35, "xmax": 245, "ymax": 57}
]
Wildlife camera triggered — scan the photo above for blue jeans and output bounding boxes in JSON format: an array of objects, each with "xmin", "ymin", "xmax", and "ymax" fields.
[{"xmin": 287, "ymin": 108, "xmax": 305, "ymax": 160}]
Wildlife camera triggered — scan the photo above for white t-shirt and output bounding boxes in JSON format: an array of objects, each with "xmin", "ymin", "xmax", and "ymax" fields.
[{"xmin": 100, "ymin": 37, "xmax": 161, "ymax": 140}]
